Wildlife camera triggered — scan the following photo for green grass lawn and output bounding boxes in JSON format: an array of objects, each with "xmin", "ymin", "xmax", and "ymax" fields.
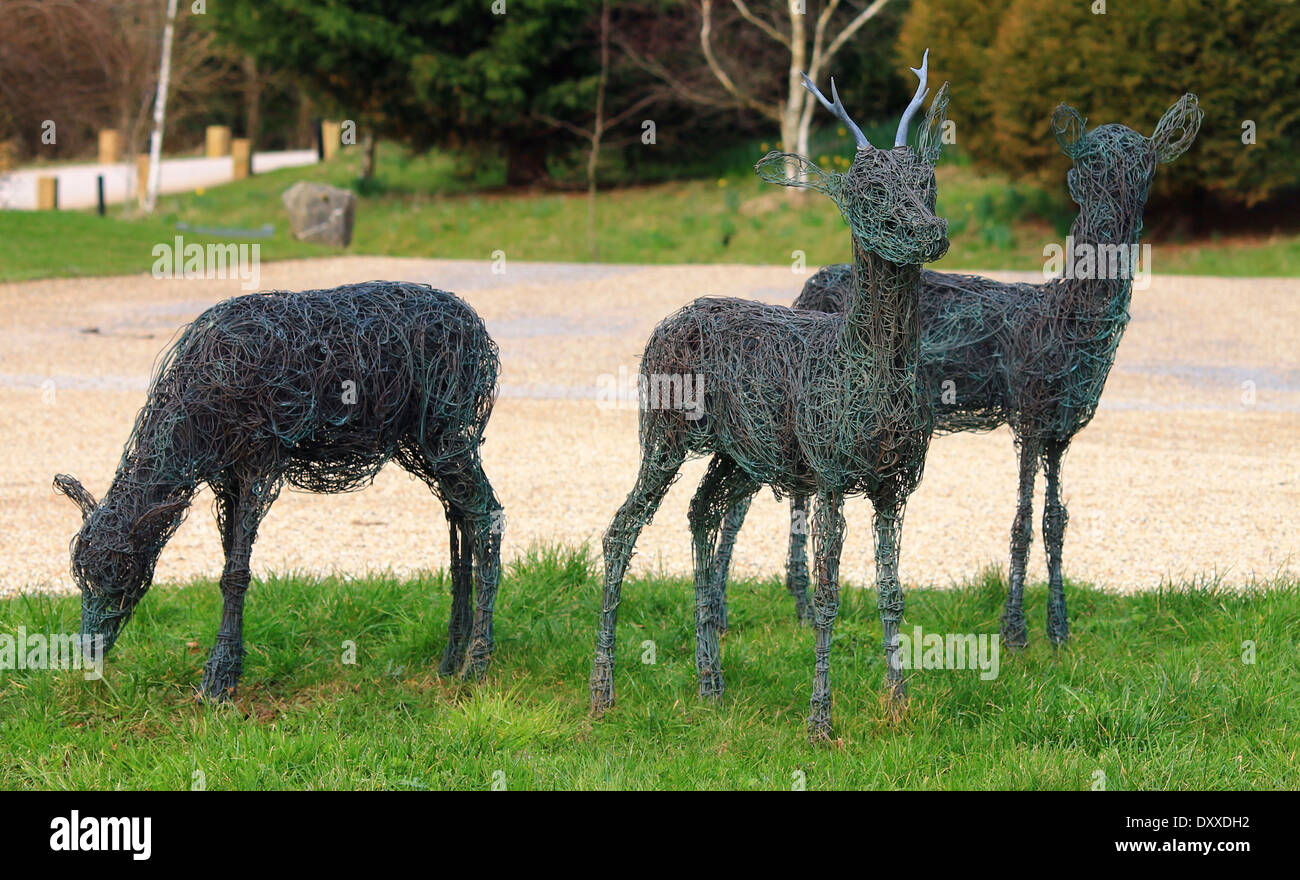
[
  {"xmin": 1, "ymin": 546, "xmax": 1294, "ymax": 790},
  {"xmin": 2, "ymin": 141, "xmax": 1297, "ymax": 282}
]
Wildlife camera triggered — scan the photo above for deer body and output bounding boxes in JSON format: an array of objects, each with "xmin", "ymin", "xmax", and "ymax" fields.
[
  {"xmin": 56, "ymin": 281, "xmax": 504, "ymax": 698},
  {"xmin": 592, "ymin": 56, "xmax": 951, "ymax": 741},
  {"xmin": 649, "ymin": 256, "xmax": 929, "ymax": 499},
  {"xmin": 714, "ymin": 96, "xmax": 1203, "ymax": 645}
]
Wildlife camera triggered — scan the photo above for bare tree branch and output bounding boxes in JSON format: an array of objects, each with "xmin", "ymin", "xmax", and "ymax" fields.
[
  {"xmin": 612, "ymin": 32, "xmax": 739, "ymax": 111},
  {"xmin": 822, "ymin": 0, "xmax": 891, "ymax": 65},
  {"xmin": 699, "ymin": 0, "xmax": 780, "ymax": 121},
  {"xmin": 604, "ymin": 92, "xmax": 662, "ymax": 130},
  {"xmin": 729, "ymin": 0, "xmax": 788, "ymax": 47}
]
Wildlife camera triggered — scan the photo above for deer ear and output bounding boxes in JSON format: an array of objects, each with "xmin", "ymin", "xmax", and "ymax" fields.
[
  {"xmin": 1151, "ymin": 93, "xmax": 1202, "ymax": 164},
  {"xmin": 916, "ymin": 81, "xmax": 950, "ymax": 165},
  {"xmin": 128, "ymin": 497, "xmax": 188, "ymax": 547},
  {"xmin": 755, "ymin": 150, "xmax": 842, "ymax": 200},
  {"xmin": 53, "ymin": 474, "xmax": 97, "ymax": 520},
  {"xmin": 1052, "ymin": 103, "xmax": 1087, "ymax": 158}
]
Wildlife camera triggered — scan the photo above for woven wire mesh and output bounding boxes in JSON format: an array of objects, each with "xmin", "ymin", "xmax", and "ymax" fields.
[
  {"xmin": 56, "ymin": 280, "xmax": 503, "ymax": 692},
  {"xmin": 593, "ymin": 69, "xmax": 953, "ymax": 740},
  {"xmin": 717, "ymin": 94, "xmax": 1203, "ymax": 644}
]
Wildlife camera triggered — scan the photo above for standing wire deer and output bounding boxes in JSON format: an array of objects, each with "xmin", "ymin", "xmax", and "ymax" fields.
[
  {"xmin": 591, "ymin": 53, "xmax": 951, "ymax": 741},
  {"xmin": 712, "ymin": 94, "xmax": 1203, "ymax": 646},
  {"xmin": 54, "ymin": 281, "xmax": 505, "ymax": 699}
]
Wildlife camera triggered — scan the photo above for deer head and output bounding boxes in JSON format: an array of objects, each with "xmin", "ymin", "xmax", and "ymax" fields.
[
  {"xmin": 1052, "ymin": 93, "xmax": 1203, "ymax": 213},
  {"xmin": 54, "ymin": 473, "xmax": 188, "ymax": 649},
  {"xmin": 756, "ymin": 50, "xmax": 950, "ymax": 267}
]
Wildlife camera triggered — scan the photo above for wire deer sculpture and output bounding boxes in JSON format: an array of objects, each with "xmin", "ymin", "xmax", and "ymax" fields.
[
  {"xmin": 712, "ymin": 94, "xmax": 1203, "ymax": 647},
  {"xmin": 591, "ymin": 53, "xmax": 951, "ymax": 741},
  {"xmin": 55, "ymin": 281, "xmax": 504, "ymax": 700}
]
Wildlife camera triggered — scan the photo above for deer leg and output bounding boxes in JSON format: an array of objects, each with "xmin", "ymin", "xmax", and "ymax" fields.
[
  {"xmin": 591, "ymin": 439, "xmax": 685, "ymax": 714},
  {"xmin": 434, "ymin": 457, "xmax": 503, "ymax": 680},
  {"xmin": 808, "ymin": 490, "xmax": 845, "ymax": 742},
  {"xmin": 787, "ymin": 494, "xmax": 812, "ymax": 625},
  {"xmin": 690, "ymin": 456, "xmax": 758, "ymax": 698},
  {"xmin": 213, "ymin": 487, "xmax": 236, "ymax": 556},
  {"xmin": 1001, "ymin": 436, "xmax": 1039, "ymax": 648},
  {"xmin": 689, "ymin": 457, "xmax": 732, "ymax": 697},
  {"xmin": 438, "ymin": 515, "xmax": 475, "ymax": 676},
  {"xmin": 1042, "ymin": 441, "xmax": 1070, "ymax": 646},
  {"xmin": 874, "ymin": 501, "xmax": 908, "ymax": 710},
  {"xmin": 710, "ymin": 493, "xmax": 752, "ymax": 634},
  {"xmin": 201, "ymin": 476, "xmax": 273, "ymax": 701}
]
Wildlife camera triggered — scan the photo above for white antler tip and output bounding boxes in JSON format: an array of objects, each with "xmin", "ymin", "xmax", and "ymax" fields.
[{"xmin": 895, "ymin": 49, "xmax": 932, "ymax": 148}]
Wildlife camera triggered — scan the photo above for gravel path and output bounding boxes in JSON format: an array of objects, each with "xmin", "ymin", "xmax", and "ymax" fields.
[{"xmin": 2, "ymin": 256, "xmax": 1297, "ymax": 596}]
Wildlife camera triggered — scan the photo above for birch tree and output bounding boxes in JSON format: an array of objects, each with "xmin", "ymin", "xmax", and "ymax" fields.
[{"xmin": 700, "ymin": 0, "xmax": 891, "ymax": 164}]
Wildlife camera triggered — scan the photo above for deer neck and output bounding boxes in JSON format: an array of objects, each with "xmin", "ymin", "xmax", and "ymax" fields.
[
  {"xmin": 842, "ymin": 240, "xmax": 922, "ymax": 388},
  {"xmin": 106, "ymin": 446, "xmax": 196, "ymax": 521},
  {"xmin": 1058, "ymin": 179, "xmax": 1150, "ymax": 324}
]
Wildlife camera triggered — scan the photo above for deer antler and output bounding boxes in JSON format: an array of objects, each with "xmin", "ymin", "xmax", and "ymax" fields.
[
  {"xmin": 800, "ymin": 72, "xmax": 871, "ymax": 150},
  {"xmin": 894, "ymin": 48, "xmax": 930, "ymax": 148}
]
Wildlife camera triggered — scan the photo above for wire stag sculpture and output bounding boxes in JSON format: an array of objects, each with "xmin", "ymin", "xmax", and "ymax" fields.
[
  {"xmin": 713, "ymin": 94, "xmax": 1203, "ymax": 647},
  {"xmin": 55, "ymin": 281, "xmax": 505, "ymax": 700},
  {"xmin": 591, "ymin": 52, "xmax": 951, "ymax": 741}
]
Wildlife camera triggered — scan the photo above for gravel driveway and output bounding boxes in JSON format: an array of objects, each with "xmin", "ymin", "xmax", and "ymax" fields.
[{"xmin": 2, "ymin": 256, "xmax": 1297, "ymax": 595}]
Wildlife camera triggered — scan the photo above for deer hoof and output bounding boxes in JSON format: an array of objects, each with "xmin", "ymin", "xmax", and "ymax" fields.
[{"xmin": 1000, "ymin": 614, "xmax": 1029, "ymax": 649}]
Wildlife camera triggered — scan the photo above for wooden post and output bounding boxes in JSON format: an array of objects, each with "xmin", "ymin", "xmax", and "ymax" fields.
[
  {"xmin": 321, "ymin": 121, "xmax": 342, "ymax": 160},
  {"xmin": 36, "ymin": 176, "xmax": 58, "ymax": 210},
  {"xmin": 205, "ymin": 125, "xmax": 232, "ymax": 157},
  {"xmin": 231, "ymin": 138, "xmax": 252, "ymax": 180},
  {"xmin": 135, "ymin": 154, "xmax": 151, "ymax": 201},
  {"xmin": 97, "ymin": 129, "xmax": 123, "ymax": 165}
]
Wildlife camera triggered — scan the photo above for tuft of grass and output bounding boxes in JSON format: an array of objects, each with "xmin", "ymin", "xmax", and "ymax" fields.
[{"xmin": 0, "ymin": 546, "xmax": 1294, "ymax": 790}]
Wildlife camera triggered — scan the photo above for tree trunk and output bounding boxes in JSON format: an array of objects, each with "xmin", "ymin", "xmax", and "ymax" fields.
[
  {"xmin": 243, "ymin": 54, "xmax": 261, "ymax": 145},
  {"xmin": 360, "ymin": 132, "xmax": 377, "ymax": 179},
  {"xmin": 780, "ymin": 111, "xmax": 802, "ymax": 193},
  {"xmin": 142, "ymin": 0, "xmax": 179, "ymax": 214},
  {"xmin": 588, "ymin": 0, "xmax": 610, "ymax": 260},
  {"xmin": 296, "ymin": 95, "xmax": 315, "ymax": 151},
  {"xmin": 506, "ymin": 139, "xmax": 549, "ymax": 186},
  {"xmin": 796, "ymin": 101, "xmax": 813, "ymax": 162},
  {"xmin": 782, "ymin": 0, "xmax": 807, "ymax": 191}
]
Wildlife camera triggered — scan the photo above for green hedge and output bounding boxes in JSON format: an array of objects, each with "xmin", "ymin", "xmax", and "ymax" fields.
[{"xmin": 898, "ymin": 0, "xmax": 1300, "ymax": 207}]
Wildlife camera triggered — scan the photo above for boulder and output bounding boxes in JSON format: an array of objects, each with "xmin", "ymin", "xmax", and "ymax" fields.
[{"xmin": 281, "ymin": 181, "xmax": 356, "ymax": 247}]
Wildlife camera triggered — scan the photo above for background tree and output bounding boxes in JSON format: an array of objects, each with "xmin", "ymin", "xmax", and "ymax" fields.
[
  {"xmin": 898, "ymin": 0, "xmax": 1300, "ymax": 210},
  {"xmin": 895, "ymin": 0, "xmax": 1012, "ymax": 163},
  {"xmin": 618, "ymin": 0, "xmax": 897, "ymax": 181},
  {"xmin": 214, "ymin": 0, "xmax": 624, "ymax": 185},
  {"xmin": 534, "ymin": 1, "xmax": 663, "ymax": 257},
  {"xmin": 0, "ymin": 0, "xmax": 248, "ymax": 162}
]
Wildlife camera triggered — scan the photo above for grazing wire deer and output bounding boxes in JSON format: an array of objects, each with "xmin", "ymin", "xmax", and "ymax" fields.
[
  {"xmin": 591, "ymin": 53, "xmax": 951, "ymax": 741},
  {"xmin": 54, "ymin": 281, "xmax": 504, "ymax": 699},
  {"xmin": 712, "ymin": 94, "xmax": 1203, "ymax": 646}
]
